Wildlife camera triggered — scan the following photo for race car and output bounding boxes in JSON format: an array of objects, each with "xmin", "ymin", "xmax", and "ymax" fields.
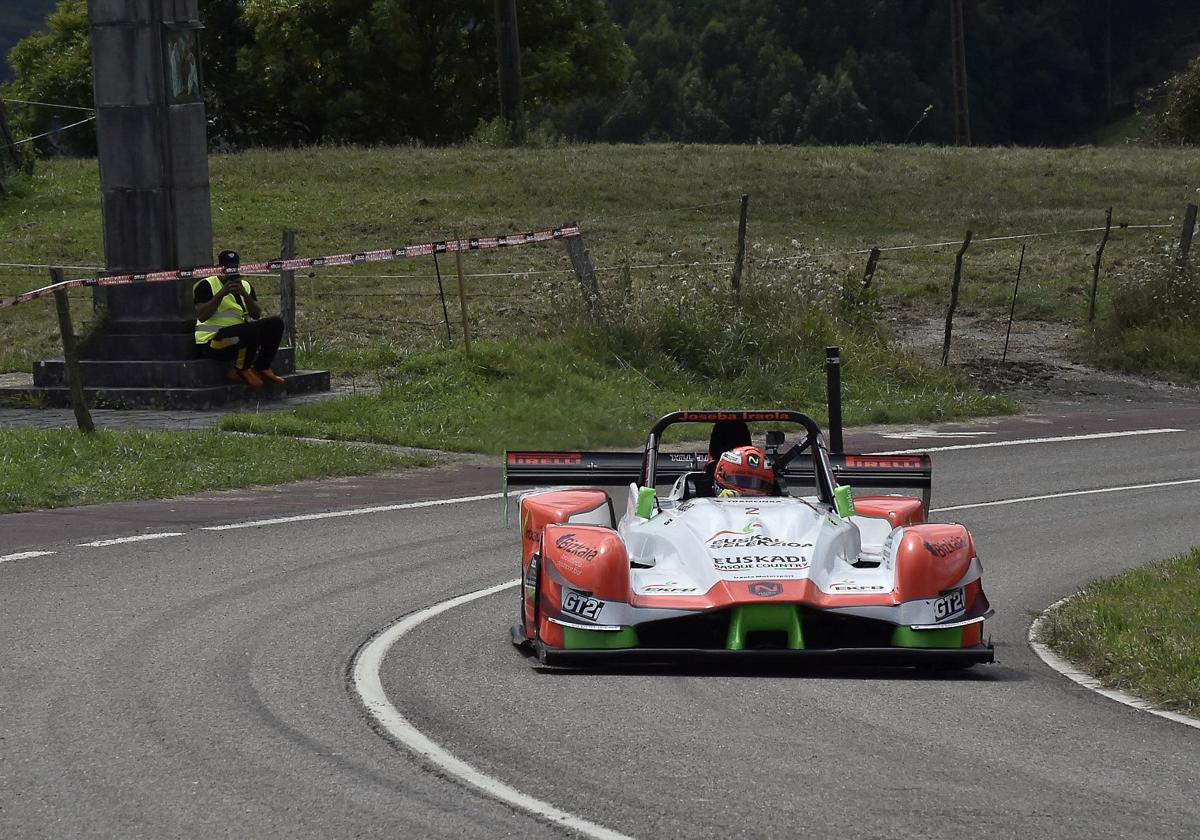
[{"xmin": 505, "ymin": 409, "xmax": 993, "ymax": 667}]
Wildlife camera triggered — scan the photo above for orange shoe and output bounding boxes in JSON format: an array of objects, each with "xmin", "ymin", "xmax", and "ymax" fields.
[
  {"xmin": 240, "ymin": 368, "xmax": 264, "ymax": 389},
  {"xmin": 257, "ymin": 368, "xmax": 286, "ymax": 385},
  {"xmin": 225, "ymin": 366, "xmax": 245, "ymax": 384}
]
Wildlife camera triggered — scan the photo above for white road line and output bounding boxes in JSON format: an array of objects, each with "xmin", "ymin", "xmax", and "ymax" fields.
[
  {"xmin": 77, "ymin": 532, "xmax": 185, "ymax": 548},
  {"xmin": 1029, "ymin": 597, "xmax": 1200, "ymax": 731},
  {"xmin": 202, "ymin": 492, "xmax": 504, "ymax": 531},
  {"xmin": 932, "ymin": 477, "xmax": 1200, "ymax": 512},
  {"xmin": 352, "ymin": 580, "xmax": 637, "ymax": 840},
  {"xmin": 0, "ymin": 550, "xmax": 55, "ymax": 563},
  {"xmin": 874, "ymin": 427, "xmax": 1183, "ymax": 455}
]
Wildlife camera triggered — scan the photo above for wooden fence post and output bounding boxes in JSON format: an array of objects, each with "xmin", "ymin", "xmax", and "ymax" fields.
[
  {"xmin": 941, "ymin": 230, "xmax": 973, "ymax": 367},
  {"xmin": 860, "ymin": 246, "xmax": 881, "ymax": 291},
  {"xmin": 1088, "ymin": 207, "xmax": 1113, "ymax": 323},
  {"xmin": 562, "ymin": 222, "xmax": 600, "ymax": 317},
  {"xmin": 1180, "ymin": 203, "xmax": 1198, "ymax": 269},
  {"xmin": 50, "ymin": 268, "xmax": 94, "ymax": 433},
  {"xmin": 279, "ymin": 229, "xmax": 296, "ymax": 347},
  {"xmin": 1001, "ymin": 244, "xmax": 1026, "ymax": 365},
  {"xmin": 453, "ymin": 241, "xmax": 473, "ymax": 358},
  {"xmin": 731, "ymin": 194, "xmax": 749, "ymax": 294},
  {"xmin": 432, "ymin": 253, "xmax": 453, "ymax": 343}
]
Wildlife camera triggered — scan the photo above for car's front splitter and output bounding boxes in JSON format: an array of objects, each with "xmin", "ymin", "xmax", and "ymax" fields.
[{"xmin": 534, "ymin": 643, "xmax": 995, "ymax": 669}]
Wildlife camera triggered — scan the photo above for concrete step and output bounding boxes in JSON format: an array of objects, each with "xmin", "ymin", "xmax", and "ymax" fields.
[
  {"xmin": 101, "ymin": 318, "xmax": 195, "ymax": 335},
  {"xmin": 0, "ymin": 370, "xmax": 330, "ymax": 410},
  {"xmin": 80, "ymin": 332, "xmax": 204, "ymax": 360},
  {"xmin": 34, "ymin": 349, "xmax": 297, "ymax": 388}
]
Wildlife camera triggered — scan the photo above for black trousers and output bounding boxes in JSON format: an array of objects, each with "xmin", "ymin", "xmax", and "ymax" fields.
[{"xmin": 201, "ymin": 316, "xmax": 284, "ymax": 370}]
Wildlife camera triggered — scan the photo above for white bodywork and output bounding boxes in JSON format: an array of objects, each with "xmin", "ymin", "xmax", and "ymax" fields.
[{"xmin": 620, "ymin": 488, "xmax": 901, "ymax": 598}]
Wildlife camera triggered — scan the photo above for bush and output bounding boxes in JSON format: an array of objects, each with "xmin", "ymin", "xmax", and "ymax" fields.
[
  {"xmin": 1090, "ymin": 238, "xmax": 1200, "ymax": 378},
  {"xmin": 1107, "ymin": 241, "xmax": 1198, "ymax": 330},
  {"xmin": 1141, "ymin": 57, "xmax": 1200, "ymax": 146},
  {"xmin": 582, "ymin": 247, "xmax": 995, "ymax": 421}
]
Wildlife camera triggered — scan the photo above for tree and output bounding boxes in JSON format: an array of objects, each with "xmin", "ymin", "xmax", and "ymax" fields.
[
  {"xmin": 1, "ymin": 0, "xmax": 93, "ymax": 155},
  {"xmin": 3, "ymin": 0, "xmax": 632, "ymax": 151}
]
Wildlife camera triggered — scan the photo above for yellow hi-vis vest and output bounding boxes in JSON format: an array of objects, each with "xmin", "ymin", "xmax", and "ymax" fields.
[{"xmin": 193, "ymin": 275, "xmax": 251, "ymax": 345}]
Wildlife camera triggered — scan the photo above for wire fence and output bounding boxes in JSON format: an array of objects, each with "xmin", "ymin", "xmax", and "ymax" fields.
[{"xmin": 0, "ymin": 192, "xmax": 1195, "ymax": 366}]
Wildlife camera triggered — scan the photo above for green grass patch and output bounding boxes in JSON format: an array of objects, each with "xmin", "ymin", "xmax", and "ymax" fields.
[
  {"xmin": 221, "ymin": 330, "xmax": 1016, "ymax": 452},
  {"xmin": 1037, "ymin": 548, "xmax": 1200, "ymax": 716},
  {"xmin": 0, "ymin": 428, "xmax": 429, "ymax": 513}
]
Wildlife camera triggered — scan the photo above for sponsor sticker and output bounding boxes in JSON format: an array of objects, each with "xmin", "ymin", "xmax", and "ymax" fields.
[
  {"xmin": 679, "ymin": 411, "xmax": 790, "ymax": 422},
  {"xmin": 923, "ymin": 536, "xmax": 965, "ymax": 558},
  {"xmin": 708, "ymin": 534, "xmax": 811, "ymax": 550},
  {"xmin": 509, "ymin": 452, "xmax": 583, "ymax": 466},
  {"xmin": 748, "ymin": 581, "xmax": 783, "ymax": 598},
  {"xmin": 829, "ymin": 582, "xmax": 888, "ymax": 592},
  {"xmin": 714, "ymin": 554, "xmax": 810, "ymax": 572},
  {"xmin": 642, "ymin": 583, "xmax": 698, "ymax": 594},
  {"xmin": 844, "ymin": 455, "xmax": 925, "ymax": 470},
  {"xmin": 555, "ymin": 533, "xmax": 599, "ymax": 562}
]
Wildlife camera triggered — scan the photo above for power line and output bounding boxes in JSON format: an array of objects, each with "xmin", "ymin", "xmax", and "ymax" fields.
[
  {"xmin": 5, "ymin": 115, "xmax": 96, "ymax": 148},
  {"xmin": 1, "ymin": 97, "xmax": 95, "ymax": 113}
]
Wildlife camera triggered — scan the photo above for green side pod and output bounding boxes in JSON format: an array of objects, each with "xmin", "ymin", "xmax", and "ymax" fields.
[
  {"xmin": 561, "ymin": 626, "xmax": 640, "ymax": 650},
  {"xmin": 891, "ymin": 626, "xmax": 964, "ymax": 648},
  {"xmin": 725, "ymin": 604, "xmax": 805, "ymax": 651}
]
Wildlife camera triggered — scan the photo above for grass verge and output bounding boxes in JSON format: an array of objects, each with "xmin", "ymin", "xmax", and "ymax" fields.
[
  {"xmin": 0, "ymin": 428, "xmax": 430, "ymax": 513},
  {"xmin": 1036, "ymin": 548, "xmax": 1200, "ymax": 717},
  {"xmin": 221, "ymin": 333, "xmax": 1017, "ymax": 452}
]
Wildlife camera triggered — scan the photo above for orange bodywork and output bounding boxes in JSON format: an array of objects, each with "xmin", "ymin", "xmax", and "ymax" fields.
[
  {"xmin": 519, "ymin": 490, "xmax": 615, "ymax": 643},
  {"xmin": 852, "ymin": 495, "xmax": 925, "ymax": 526}
]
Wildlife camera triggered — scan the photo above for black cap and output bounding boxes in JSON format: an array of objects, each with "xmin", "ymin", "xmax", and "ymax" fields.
[{"xmin": 218, "ymin": 249, "xmax": 240, "ymax": 269}]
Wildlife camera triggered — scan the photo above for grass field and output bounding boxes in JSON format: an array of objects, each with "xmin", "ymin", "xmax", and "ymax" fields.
[
  {"xmin": 0, "ymin": 428, "xmax": 429, "ymax": 513},
  {"xmin": 1, "ymin": 144, "xmax": 1196, "ymax": 375},
  {"xmin": 1036, "ymin": 548, "xmax": 1200, "ymax": 717}
]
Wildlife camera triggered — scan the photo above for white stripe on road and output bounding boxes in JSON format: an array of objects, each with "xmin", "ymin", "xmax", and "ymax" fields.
[
  {"xmin": 77, "ymin": 532, "xmax": 184, "ymax": 547},
  {"xmin": 1029, "ymin": 597, "xmax": 1200, "ymax": 731},
  {"xmin": 0, "ymin": 550, "xmax": 55, "ymax": 563},
  {"xmin": 875, "ymin": 427, "xmax": 1183, "ymax": 455},
  {"xmin": 352, "ymin": 579, "xmax": 637, "ymax": 840},
  {"xmin": 202, "ymin": 492, "xmax": 504, "ymax": 531},
  {"xmin": 932, "ymin": 477, "xmax": 1200, "ymax": 513}
]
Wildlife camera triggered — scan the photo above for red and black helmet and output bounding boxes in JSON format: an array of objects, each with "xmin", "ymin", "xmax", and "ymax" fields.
[{"xmin": 712, "ymin": 445, "xmax": 776, "ymax": 496}]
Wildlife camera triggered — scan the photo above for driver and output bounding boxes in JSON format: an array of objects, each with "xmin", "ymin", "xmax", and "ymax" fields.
[{"xmin": 712, "ymin": 445, "xmax": 778, "ymax": 497}]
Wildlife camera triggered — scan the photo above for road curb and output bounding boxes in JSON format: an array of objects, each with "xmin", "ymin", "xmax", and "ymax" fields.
[{"xmin": 1028, "ymin": 595, "xmax": 1200, "ymax": 731}]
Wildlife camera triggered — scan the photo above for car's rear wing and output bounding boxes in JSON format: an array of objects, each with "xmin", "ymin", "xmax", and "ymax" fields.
[{"xmin": 504, "ymin": 450, "xmax": 932, "ymax": 512}]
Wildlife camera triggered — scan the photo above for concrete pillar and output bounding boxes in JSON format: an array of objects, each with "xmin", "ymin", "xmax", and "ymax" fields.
[{"xmin": 88, "ymin": 0, "xmax": 213, "ymax": 323}]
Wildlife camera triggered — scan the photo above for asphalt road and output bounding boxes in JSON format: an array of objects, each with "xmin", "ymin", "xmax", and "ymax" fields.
[{"xmin": 3, "ymin": 408, "xmax": 1200, "ymax": 839}]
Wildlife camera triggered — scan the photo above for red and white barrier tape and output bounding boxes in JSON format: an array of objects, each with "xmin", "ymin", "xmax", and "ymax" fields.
[{"xmin": 0, "ymin": 225, "xmax": 581, "ymax": 312}]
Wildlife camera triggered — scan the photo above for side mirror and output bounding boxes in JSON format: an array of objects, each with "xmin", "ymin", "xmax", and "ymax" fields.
[{"xmin": 765, "ymin": 430, "xmax": 785, "ymax": 454}]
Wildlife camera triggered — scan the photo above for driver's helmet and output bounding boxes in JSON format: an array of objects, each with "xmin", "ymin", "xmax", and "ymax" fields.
[{"xmin": 712, "ymin": 445, "xmax": 776, "ymax": 497}]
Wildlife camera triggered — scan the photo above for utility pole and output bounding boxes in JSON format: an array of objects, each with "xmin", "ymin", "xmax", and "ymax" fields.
[
  {"xmin": 950, "ymin": 0, "xmax": 971, "ymax": 146},
  {"xmin": 494, "ymin": 0, "xmax": 525, "ymax": 144},
  {"xmin": 1105, "ymin": 0, "xmax": 1114, "ymax": 116}
]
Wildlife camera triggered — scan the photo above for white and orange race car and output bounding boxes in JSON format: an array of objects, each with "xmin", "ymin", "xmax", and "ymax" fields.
[{"xmin": 506, "ymin": 410, "xmax": 994, "ymax": 668}]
